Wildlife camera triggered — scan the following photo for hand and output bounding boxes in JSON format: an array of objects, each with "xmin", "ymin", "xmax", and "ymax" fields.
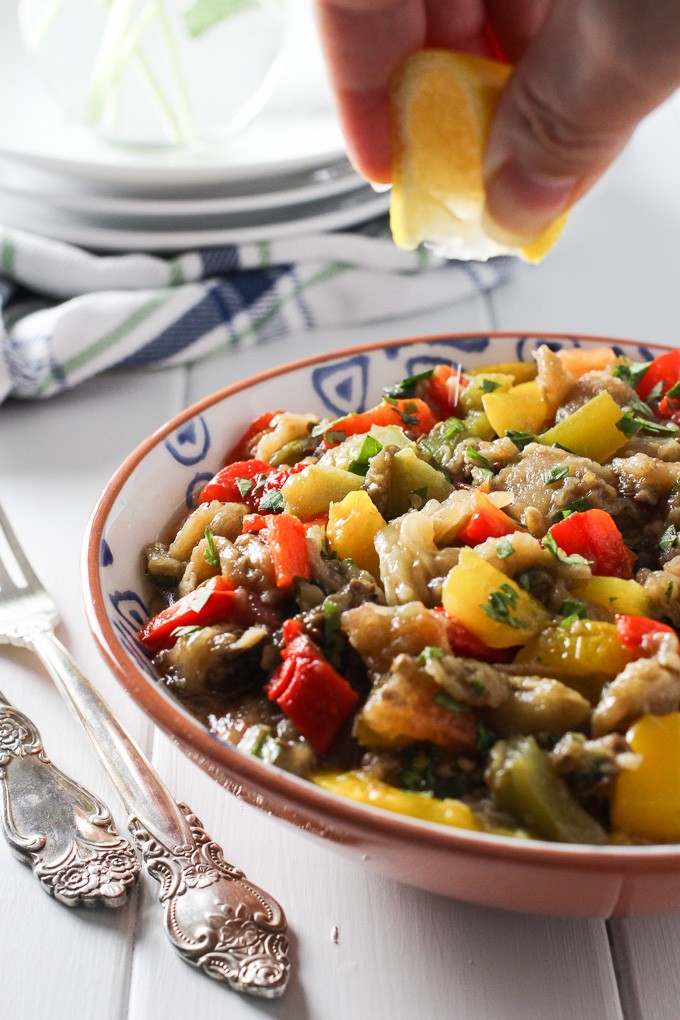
[{"xmin": 314, "ymin": 0, "xmax": 680, "ymax": 242}]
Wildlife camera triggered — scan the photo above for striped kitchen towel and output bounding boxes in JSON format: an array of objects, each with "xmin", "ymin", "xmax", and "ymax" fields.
[{"xmin": 0, "ymin": 219, "xmax": 514, "ymax": 403}]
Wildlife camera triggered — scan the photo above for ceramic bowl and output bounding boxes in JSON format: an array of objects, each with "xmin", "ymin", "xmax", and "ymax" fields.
[{"xmin": 83, "ymin": 331, "xmax": 680, "ymax": 918}]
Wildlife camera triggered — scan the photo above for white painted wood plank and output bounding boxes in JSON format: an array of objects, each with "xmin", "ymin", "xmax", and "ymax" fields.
[
  {"xmin": 608, "ymin": 917, "xmax": 680, "ymax": 1020},
  {"xmin": 0, "ymin": 366, "xmax": 185, "ymax": 1020}
]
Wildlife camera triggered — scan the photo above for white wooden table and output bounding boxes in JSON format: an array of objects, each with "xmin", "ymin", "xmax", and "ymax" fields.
[{"xmin": 2, "ymin": 93, "xmax": 680, "ymax": 1020}]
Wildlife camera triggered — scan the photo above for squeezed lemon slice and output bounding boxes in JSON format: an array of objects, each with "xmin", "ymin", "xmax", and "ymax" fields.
[{"xmin": 389, "ymin": 50, "xmax": 567, "ymax": 263}]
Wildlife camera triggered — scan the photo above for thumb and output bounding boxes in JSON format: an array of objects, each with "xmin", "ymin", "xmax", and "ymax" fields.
[{"xmin": 482, "ymin": 0, "xmax": 680, "ymax": 244}]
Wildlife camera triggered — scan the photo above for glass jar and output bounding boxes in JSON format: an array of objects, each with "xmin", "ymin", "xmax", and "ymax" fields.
[{"xmin": 17, "ymin": 0, "xmax": 289, "ymax": 148}]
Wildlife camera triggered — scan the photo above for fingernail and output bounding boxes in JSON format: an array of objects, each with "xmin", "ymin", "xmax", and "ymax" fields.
[{"xmin": 483, "ymin": 160, "xmax": 577, "ymax": 245}]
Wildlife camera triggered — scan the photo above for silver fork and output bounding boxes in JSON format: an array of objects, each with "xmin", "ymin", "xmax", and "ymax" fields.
[{"xmin": 0, "ymin": 503, "xmax": 290, "ymax": 999}]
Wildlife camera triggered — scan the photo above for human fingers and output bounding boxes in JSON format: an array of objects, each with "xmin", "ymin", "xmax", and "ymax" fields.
[
  {"xmin": 483, "ymin": 0, "xmax": 680, "ymax": 244},
  {"xmin": 314, "ymin": 0, "xmax": 492, "ymax": 183},
  {"xmin": 314, "ymin": 0, "xmax": 427, "ymax": 183}
]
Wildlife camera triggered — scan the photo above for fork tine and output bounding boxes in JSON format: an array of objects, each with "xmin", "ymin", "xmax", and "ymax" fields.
[{"xmin": 0, "ymin": 503, "xmax": 44, "ymax": 592}]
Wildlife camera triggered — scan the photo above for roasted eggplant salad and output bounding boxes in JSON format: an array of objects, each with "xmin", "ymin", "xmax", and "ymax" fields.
[{"xmin": 139, "ymin": 345, "xmax": 680, "ymax": 845}]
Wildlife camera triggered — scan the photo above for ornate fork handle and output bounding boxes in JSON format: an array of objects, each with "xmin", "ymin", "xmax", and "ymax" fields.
[
  {"xmin": 0, "ymin": 693, "xmax": 140, "ymax": 907},
  {"xmin": 29, "ymin": 628, "xmax": 290, "ymax": 999}
]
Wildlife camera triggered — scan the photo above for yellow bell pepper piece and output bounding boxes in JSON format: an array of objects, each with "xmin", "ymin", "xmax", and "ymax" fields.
[
  {"xmin": 611, "ymin": 713, "xmax": 680, "ymax": 842},
  {"xmin": 282, "ymin": 464, "xmax": 363, "ymax": 518},
  {"xmin": 458, "ymin": 372, "xmax": 514, "ymax": 413},
  {"xmin": 326, "ymin": 490, "xmax": 386, "ymax": 577},
  {"xmin": 442, "ymin": 547, "xmax": 550, "ymax": 648},
  {"xmin": 538, "ymin": 391, "xmax": 628, "ymax": 463},
  {"xmin": 468, "ymin": 360, "xmax": 537, "ymax": 384},
  {"xmin": 311, "ymin": 770, "xmax": 483, "ymax": 830},
  {"xmin": 483, "ymin": 379, "xmax": 549, "ymax": 438},
  {"xmin": 513, "ymin": 619, "xmax": 635, "ymax": 703},
  {"xmin": 572, "ymin": 575, "xmax": 651, "ymax": 617}
]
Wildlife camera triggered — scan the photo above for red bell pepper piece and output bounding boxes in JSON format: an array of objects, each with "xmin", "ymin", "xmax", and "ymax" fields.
[
  {"xmin": 242, "ymin": 513, "xmax": 310, "ymax": 588},
  {"xmin": 199, "ymin": 459, "xmax": 307, "ymax": 511},
  {"xmin": 320, "ymin": 397, "xmax": 437, "ymax": 444},
  {"xmin": 138, "ymin": 576, "xmax": 237, "ymax": 653},
  {"xmin": 265, "ymin": 619, "xmax": 358, "ymax": 753},
  {"xmin": 547, "ymin": 508, "xmax": 636, "ymax": 579},
  {"xmin": 225, "ymin": 410, "xmax": 282, "ymax": 463},
  {"xmin": 426, "ymin": 364, "xmax": 469, "ymax": 419},
  {"xmin": 433, "ymin": 607, "xmax": 516, "ymax": 663},
  {"xmin": 198, "ymin": 459, "xmax": 272, "ymax": 506},
  {"xmin": 636, "ymin": 349, "xmax": 680, "ymax": 401},
  {"xmin": 615, "ymin": 614, "xmax": 676, "ymax": 654},
  {"xmin": 457, "ymin": 490, "xmax": 521, "ymax": 546}
]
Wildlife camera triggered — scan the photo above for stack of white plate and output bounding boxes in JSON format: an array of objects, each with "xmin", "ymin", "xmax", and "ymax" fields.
[{"xmin": 0, "ymin": 3, "xmax": 390, "ymax": 253}]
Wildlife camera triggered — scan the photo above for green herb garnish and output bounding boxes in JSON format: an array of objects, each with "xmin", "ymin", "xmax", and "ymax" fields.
[
  {"xmin": 348, "ymin": 434, "xmax": 383, "ymax": 476},
  {"xmin": 385, "ymin": 396, "xmax": 421, "ymax": 428},
  {"xmin": 505, "ymin": 430, "xmax": 535, "ymax": 450},
  {"xmin": 553, "ymin": 497, "xmax": 591, "ymax": 521},
  {"xmin": 559, "ymin": 597, "xmax": 587, "ymax": 620},
  {"xmin": 170, "ymin": 624, "xmax": 202, "ymax": 638},
  {"xmin": 433, "ymin": 690, "xmax": 469, "ymax": 712},
  {"xmin": 203, "ymin": 527, "xmax": 219, "ymax": 567},
  {"xmin": 659, "ymin": 524, "xmax": 679, "ymax": 554},
  {"xmin": 543, "ymin": 532, "xmax": 592, "ymax": 566},
  {"xmin": 258, "ymin": 489, "xmax": 284, "ymax": 513},
  {"xmin": 382, "ymin": 368, "xmax": 435, "ymax": 399},
  {"xmin": 542, "ymin": 464, "xmax": 570, "ymax": 486},
  {"xmin": 416, "ymin": 646, "xmax": 445, "ymax": 666},
  {"xmin": 481, "ymin": 583, "xmax": 528, "ymax": 629},
  {"xmin": 236, "ymin": 477, "xmax": 253, "ymax": 498},
  {"xmin": 495, "ymin": 538, "xmax": 515, "ymax": 559},
  {"xmin": 480, "ymin": 378, "xmax": 501, "ymax": 393},
  {"xmin": 613, "ymin": 359, "xmax": 651, "ymax": 388}
]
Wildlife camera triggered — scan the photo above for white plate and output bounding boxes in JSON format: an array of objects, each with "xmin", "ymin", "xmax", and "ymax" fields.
[
  {"xmin": 0, "ymin": 156, "xmax": 365, "ymax": 217},
  {"xmin": 0, "ymin": 190, "xmax": 391, "ymax": 252},
  {"xmin": 0, "ymin": 2, "xmax": 347, "ymax": 190}
]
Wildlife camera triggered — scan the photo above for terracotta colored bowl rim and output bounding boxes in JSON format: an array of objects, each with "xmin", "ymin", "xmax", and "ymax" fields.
[{"xmin": 82, "ymin": 331, "xmax": 680, "ymax": 871}]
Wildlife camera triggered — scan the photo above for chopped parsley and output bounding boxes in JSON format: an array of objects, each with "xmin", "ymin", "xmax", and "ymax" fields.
[
  {"xmin": 542, "ymin": 532, "xmax": 592, "ymax": 566},
  {"xmin": 553, "ymin": 497, "xmax": 591, "ymax": 521},
  {"xmin": 559, "ymin": 597, "xmax": 588, "ymax": 619},
  {"xmin": 416, "ymin": 645, "xmax": 445, "ymax": 666},
  {"xmin": 505, "ymin": 430, "xmax": 535, "ymax": 450},
  {"xmin": 495, "ymin": 538, "xmax": 515, "ymax": 559},
  {"xmin": 480, "ymin": 378, "xmax": 501, "ymax": 393},
  {"xmin": 471, "ymin": 678, "xmax": 486, "ymax": 699},
  {"xmin": 203, "ymin": 527, "xmax": 219, "ymax": 567},
  {"xmin": 170, "ymin": 624, "xmax": 201, "ymax": 638},
  {"xmin": 348, "ymin": 434, "xmax": 383, "ymax": 476},
  {"xmin": 542, "ymin": 464, "xmax": 570, "ymax": 486},
  {"xmin": 616, "ymin": 411, "xmax": 679, "ymax": 438},
  {"xmin": 383, "ymin": 397, "xmax": 421, "ymax": 428},
  {"xmin": 236, "ymin": 476, "xmax": 254, "ymax": 498},
  {"xmin": 466, "ymin": 445, "xmax": 491, "ymax": 469},
  {"xmin": 476, "ymin": 722, "xmax": 496, "ymax": 755},
  {"xmin": 612, "ymin": 359, "xmax": 651, "ymax": 388},
  {"xmin": 659, "ymin": 524, "xmax": 679, "ymax": 554},
  {"xmin": 322, "ymin": 600, "xmax": 344, "ymax": 668},
  {"xmin": 382, "ymin": 368, "xmax": 435, "ymax": 399},
  {"xmin": 626, "ymin": 391, "xmax": 656, "ymax": 419},
  {"xmin": 258, "ymin": 489, "xmax": 284, "ymax": 513},
  {"xmin": 433, "ymin": 690, "xmax": 469, "ymax": 713},
  {"xmin": 481, "ymin": 583, "xmax": 528, "ymax": 629},
  {"xmin": 515, "ymin": 568, "xmax": 540, "ymax": 593}
]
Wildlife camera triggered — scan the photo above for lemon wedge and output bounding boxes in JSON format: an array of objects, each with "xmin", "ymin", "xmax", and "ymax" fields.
[{"xmin": 389, "ymin": 49, "xmax": 567, "ymax": 263}]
